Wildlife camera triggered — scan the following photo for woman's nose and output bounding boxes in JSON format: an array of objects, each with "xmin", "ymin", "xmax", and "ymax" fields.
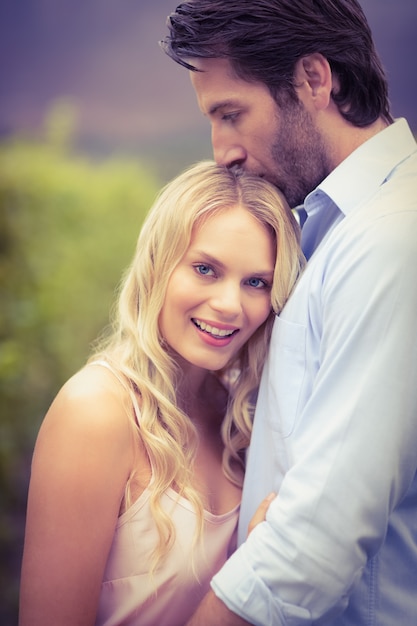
[{"xmin": 209, "ymin": 281, "xmax": 243, "ymax": 318}]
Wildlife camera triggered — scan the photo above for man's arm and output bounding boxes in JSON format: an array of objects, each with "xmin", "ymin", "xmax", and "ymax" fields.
[{"xmin": 188, "ymin": 186, "xmax": 417, "ymax": 625}]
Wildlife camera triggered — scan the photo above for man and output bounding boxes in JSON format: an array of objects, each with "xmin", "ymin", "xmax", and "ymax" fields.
[{"xmin": 162, "ymin": 1, "xmax": 417, "ymax": 624}]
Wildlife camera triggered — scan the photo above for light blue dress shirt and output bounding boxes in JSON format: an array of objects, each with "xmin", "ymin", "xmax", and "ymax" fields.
[{"xmin": 212, "ymin": 119, "xmax": 417, "ymax": 625}]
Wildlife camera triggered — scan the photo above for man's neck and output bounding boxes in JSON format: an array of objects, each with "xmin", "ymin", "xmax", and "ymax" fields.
[{"xmin": 326, "ymin": 115, "xmax": 390, "ymax": 170}]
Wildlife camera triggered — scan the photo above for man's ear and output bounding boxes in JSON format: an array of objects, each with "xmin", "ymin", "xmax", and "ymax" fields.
[{"xmin": 294, "ymin": 53, "xmax": 334, "ymax": 110}]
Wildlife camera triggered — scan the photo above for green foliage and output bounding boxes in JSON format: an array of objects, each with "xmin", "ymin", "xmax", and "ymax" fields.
[{"xmin": 0, "ymin": 128, "xmax": 160, "ymax": 622}]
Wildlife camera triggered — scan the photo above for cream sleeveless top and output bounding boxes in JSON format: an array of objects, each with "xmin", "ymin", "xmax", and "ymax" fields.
[{"xmin": 91, "ymin": 361, "xmax": 240, "ymax": 626}]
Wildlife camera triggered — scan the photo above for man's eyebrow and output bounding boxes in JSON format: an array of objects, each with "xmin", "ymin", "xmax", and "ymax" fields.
[{"xmin": 207, "ymin": 99, "xmax": 239, "ymax": 116}]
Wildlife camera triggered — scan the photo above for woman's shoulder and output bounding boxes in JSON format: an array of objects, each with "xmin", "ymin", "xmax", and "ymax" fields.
[
  {"xmin": 62, "ymin": 360, "xmax": 133, "ymax": 404},
  {"xmin": 40, "ymin": 363, "xmax": 135, "ymax": 452},
  {"xmin": 28, "ymin": 363, "xmax": 138, "ymax": 524},
  {"xmin": 63, "ymin": 361, "xmax": 128, "ymax": 398}
]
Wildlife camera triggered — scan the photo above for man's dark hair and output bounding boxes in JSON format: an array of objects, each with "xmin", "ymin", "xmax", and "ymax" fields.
[{"xmin": 162, "ymin": 0, "xmax": 393, "ymax": 127}]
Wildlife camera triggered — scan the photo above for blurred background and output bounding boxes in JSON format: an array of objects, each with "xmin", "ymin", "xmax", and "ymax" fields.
[{"xmin": 0, "ymin": 1, "xmax": 416, "ymax": 623}]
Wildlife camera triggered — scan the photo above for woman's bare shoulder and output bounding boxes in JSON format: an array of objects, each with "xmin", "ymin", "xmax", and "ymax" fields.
[
  {"xmin": 57, "ymin": 362, "xmax": 131, "ymax": 409},
  {"xmin": 37, "ymin": 363, "xmax": 136, "ymax": 460},
  {"xmin": 60, "ymin": 362, "xmax": 129, "ymax": 403}
]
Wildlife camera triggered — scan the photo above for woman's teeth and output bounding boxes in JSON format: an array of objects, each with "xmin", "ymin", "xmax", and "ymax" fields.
[{"xmin": 193, "ymin": 319, "xmax": 236, "ymax": 337}]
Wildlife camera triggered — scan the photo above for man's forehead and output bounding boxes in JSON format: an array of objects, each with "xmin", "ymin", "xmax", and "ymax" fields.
[{"xmin": 188, "ymin": 60, "xmax": 239, "ymax": 111}]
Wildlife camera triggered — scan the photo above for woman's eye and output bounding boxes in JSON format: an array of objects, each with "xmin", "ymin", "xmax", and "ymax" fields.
[
  {"xmin": 194, "ymin": 264, "xmax": 215, "ymax": 277},
  {"xmin": 247, "ymin": 277, "xmax": 269, "ymax": 289}
]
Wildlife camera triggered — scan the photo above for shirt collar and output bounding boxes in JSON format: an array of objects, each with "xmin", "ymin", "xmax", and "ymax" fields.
[{"xmin": 305, "ymin": 118, "xmax": 417, "ymax": 218}]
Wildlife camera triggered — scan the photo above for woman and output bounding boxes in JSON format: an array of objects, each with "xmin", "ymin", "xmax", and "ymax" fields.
[{"xmin": 19, "ymin": 161, "xmax": 303, "ymax": 625}]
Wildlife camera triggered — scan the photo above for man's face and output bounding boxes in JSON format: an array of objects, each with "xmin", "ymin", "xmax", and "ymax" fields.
[{"xmin": 190, "ymin": 57, "xmax": 330, "ymax": 207}]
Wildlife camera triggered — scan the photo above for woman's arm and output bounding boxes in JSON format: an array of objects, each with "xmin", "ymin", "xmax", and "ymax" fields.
[{"xmin": 19, "ymin": 366, "xmax": 136, "ymax": 626}]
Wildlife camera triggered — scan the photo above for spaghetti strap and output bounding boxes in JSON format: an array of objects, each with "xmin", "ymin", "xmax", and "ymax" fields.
[{"xmin": 89, "ymin": 360, "xmax": 142, "ymax": 427}]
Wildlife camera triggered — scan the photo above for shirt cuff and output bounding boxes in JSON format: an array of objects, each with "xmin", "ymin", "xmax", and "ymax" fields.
[{"xmin": 211, "ymin": 542, "xmax": 311, "ymax": 626}]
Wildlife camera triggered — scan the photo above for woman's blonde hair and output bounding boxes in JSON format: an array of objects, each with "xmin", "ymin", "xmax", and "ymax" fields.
[{"xmin": 90, "ymin": 160, "xmax": 304, "ymax": 568}]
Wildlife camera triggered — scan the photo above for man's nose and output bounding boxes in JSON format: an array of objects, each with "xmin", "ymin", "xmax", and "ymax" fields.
[{"xmin": 212, "ymin": 128, "xmax": 246, "ymax": 169}]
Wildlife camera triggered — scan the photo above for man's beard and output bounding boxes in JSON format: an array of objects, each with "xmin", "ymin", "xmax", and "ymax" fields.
[{"xmin": 268, "ymin": 99, "xmax": 331, "ymax": 208}]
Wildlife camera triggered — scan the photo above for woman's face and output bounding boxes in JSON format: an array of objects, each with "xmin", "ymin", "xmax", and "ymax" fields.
[{"xmin": 159, "ymin": 204, "xmax": 275, "ymax": 372}]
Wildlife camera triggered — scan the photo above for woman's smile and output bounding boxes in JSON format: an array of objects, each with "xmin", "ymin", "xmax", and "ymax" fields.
[
  {"xmin": 159, "ymin": 204, "xmax": 275, "ymax": 372},
  {"xmin": 192, "ymin": 318, "xmax": 240, "ymax": 338}
]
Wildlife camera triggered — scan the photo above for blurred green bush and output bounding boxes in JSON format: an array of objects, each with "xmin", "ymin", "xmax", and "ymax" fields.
[{"xmin": 0, "ymin": 114, "xmax": 160, "ymax": 622}]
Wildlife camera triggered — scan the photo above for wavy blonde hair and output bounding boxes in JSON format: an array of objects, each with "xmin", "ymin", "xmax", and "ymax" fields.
[{"xmin": 90, "ymin": 160, "xmax": 304, "ymax": 568}]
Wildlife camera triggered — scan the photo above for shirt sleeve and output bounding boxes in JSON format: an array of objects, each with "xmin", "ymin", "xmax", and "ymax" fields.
[{"xmin": 211, "ymin": 188, "xmax": 417, "ymax": 624}]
